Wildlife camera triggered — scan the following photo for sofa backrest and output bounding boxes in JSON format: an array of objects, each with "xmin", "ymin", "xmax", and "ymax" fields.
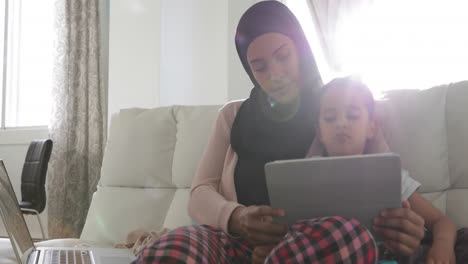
[
  {"xmin": 81, "ymin": 81, "xmax": 468, "ymax": 246},
  {"xmin": 377, "ymin": 81, "xmax": 468, "ymax": 230},
  {"xmin": 80, "ymin": 105, "xmax": 221, "ymax": 245}
]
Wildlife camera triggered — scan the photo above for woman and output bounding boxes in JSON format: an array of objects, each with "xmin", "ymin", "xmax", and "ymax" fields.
[{"xmin": 133, "ymin": 2, "xmax": 378, "ymax": 263}]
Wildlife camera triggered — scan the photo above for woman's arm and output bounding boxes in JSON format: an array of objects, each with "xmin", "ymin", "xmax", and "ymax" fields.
[{"xmin": 188, "ymin": 101, "xmax": 244, "ymax": 233}]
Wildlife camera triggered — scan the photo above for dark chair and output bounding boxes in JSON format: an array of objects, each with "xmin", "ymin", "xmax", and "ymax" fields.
[{"xmin": 19, "ymin": 139, "xmax": 53, "ymax": 240}]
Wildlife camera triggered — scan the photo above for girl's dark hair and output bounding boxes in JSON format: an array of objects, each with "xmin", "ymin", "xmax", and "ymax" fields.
[{"xmin": 320, "ymin": 77, "xmax": 375, "ymax": 118}]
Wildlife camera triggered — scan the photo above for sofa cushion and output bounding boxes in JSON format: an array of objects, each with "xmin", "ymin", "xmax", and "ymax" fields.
[
  {"xmin": 446, "ymin": 81, "xmax": 468, "ymax": 189},
  {"xmin": 377, "ymin": 86, "xmax": 450, "ymax": 193},
  {"xmin": 420, "ymin": 191, "xmax": 446, "ymax": 215},
  {"xmin": 172, "ymin": 105, "xmax": 221, "ymax": 188},
  {"xmin": 446, "ymin": 189, "xmax": 468, "ymax": 230},
  {"xmin": 162, "ymin": 188, "xmax": 192, "ymax": 229},
  {"xmin": 81, "ymin": 187, "xmax": 175, "ymax": 246},
  {"xmin": 100, "ymin": 107, "xmax": 177, "ymax": 188},
  {"xmin": 445, "ymin": 81, "xmax": 468, "ymax": 230},
  {"xmin": 82, "ymin": 105, "xmax": 222, "ymax": 245}
]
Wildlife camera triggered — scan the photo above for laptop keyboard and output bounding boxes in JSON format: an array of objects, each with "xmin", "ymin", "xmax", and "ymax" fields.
[{"xmin": 43, "ymin": 249, "xmax": 92, "ymax": 264}]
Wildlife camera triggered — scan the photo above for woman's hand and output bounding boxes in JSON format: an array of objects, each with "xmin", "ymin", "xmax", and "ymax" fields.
[
  {"xmin": 252, "ymin": 244, "xmax": 277, "ymax": 264},
  {"xmin": 229, "ymin": 205, "xmax": 288, "ymax": 246},
  {"xmin": 426, "ymin": 242, "xmax": 456, "ymax": 264},
  {"xmin": 373, "ymin": 200, "xmax": 425, "ymax": 256}
]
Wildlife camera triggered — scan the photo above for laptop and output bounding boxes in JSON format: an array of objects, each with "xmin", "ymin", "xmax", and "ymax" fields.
[
  {"xmin": 265, "ymin": 153, "xmax": 401, "ymax": 240},
  {"xmin": 0, "ymin": 160, "xmax": 136, "ymax": 264}
]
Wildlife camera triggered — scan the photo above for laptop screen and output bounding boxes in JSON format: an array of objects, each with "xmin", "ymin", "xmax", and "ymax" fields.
[{"xmin": 0, "ymin": 160, "xmax": 35, "ymax": 258}]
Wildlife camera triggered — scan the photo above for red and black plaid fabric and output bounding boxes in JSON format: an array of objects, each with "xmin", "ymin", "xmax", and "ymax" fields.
[
  {"xmin": 266, "ymin": 216, "xmax": 378, "ymax": 264},
  {"xmin": 133, "ymin": 216, "xmax": 378, "ymax": 264},
  {"xmin": 132, "ymin": 224, "xmax": 252, "ymax": 264}
]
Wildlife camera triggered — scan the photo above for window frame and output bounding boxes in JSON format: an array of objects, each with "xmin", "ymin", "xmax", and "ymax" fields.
[{"xmin": 1, "ymin": 0, "xmax": 8, "ymax": 129}]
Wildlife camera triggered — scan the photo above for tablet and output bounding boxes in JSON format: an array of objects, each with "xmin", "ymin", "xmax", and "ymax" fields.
[{"xmin": 265, "ymin": 153, "xmax": 401, "ymax": 240}]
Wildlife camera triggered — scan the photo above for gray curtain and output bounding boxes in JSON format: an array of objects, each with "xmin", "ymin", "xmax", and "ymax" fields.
[{"xmin": 48, "ymin": 0, "xmax": 107, "ymax": 238}]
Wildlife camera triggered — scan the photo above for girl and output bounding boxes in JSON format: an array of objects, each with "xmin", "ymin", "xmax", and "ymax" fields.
[{"xmin": 312, "ymin": 77, "xmax": 457, "ymax": 263}]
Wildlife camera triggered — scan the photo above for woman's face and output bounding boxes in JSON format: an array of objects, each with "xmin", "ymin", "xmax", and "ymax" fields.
[{"xmin": 247, "ymin": 33, "xmax": 301, "ymax": 104}]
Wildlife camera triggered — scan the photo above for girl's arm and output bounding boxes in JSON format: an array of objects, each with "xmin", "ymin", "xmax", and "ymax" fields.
[
  {"xmin": 408, "ymin": 192, "xmax": 457, "ymax": 263},
  {"xmin": 408, "ymin": 192, "xmax": 456, "ymax": 247},
  {"xmin": 374, "ymin": 192, "xmax": 456, "ymax": 260}
]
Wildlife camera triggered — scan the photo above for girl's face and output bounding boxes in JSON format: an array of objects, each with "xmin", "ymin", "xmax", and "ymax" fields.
[
  {"xmin": 318, "ymin": 87, "xmax": 376, "ymax": 156},
  {"xmin": 247, "ymin": 33, "xmax": 301, "ymax": 104}
]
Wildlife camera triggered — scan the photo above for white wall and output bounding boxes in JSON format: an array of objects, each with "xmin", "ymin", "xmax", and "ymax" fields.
[
  {"xmin": 107, "ymin": 0, "xmax": 160, "ymax": 118},
  {"xmin": 159, "ymin": 0, "xmax": 228, "ymax": 106},
  {"xmin": 0, "ymin": 128, "xmax": 49, "ymax": 239},
  {"xmin": 108, "ymin": 0, "xmax": 268, "ymax": 113},
  {"xmin": 227, "ymin": 0, "xmax": 260, "ymax": 101}
]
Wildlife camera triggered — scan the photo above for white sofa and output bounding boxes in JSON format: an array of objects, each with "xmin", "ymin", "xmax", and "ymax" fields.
[{"xmin": 1, "ymin": 81, "xmax": 468, "ymax": 262}]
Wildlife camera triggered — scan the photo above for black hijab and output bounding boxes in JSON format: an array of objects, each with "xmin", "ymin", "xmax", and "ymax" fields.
[{"xmin": 231, "ymin": 1, "xmax": 322, "ymax": 206}]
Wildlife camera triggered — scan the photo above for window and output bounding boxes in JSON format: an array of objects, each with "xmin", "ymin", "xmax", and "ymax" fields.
[
  {"xmin": 287, "ymin": 0, "xmax": 468, "ymax": 98},
  {"xmin": 285, "ymin": 0, "xmax": 332, "ymax": 83},
  {"xmin": 1, "ymin": 0, "xmax": 54, "ymax": 128}
]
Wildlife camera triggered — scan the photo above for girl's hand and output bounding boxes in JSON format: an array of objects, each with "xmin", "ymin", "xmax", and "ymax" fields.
[
  {"xmin": 426, "ymin": 242, "xmax": 456, "ymax": 264},
  {"xmin": 373, "ymin": 200, "xmax": 425, "ymax": 256},
  {"xmin": 229, "ymin": 205, "xmax": 288, "ymax": 246},
  {"xmin": 252, "ymin": 244, "xmax": 276, "ymax": 264}
]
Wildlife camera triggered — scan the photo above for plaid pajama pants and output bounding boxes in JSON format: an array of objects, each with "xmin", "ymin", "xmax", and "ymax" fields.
[{"xmin": 133, "ymin": 216, "xmax": 378, "ymax": 264}]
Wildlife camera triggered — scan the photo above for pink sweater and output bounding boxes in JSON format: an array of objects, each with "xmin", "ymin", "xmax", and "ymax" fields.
[
  {"xmin": 188, "ymin": 100, "xmax": 390, "ymax": 234},
  {"xmin": 188, "ymin": 100, "xmax": 244, "ymax": 233},
  {"xmin": 188, "ymin": 100, "xmax": 245, "ymax": 234}
]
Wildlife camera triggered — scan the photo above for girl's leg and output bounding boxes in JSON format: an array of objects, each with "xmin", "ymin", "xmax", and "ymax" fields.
[
  {"xmin": 132, "ymin": 224, "xmax": 252, "ymax": 264},
  {"xmin": 265, "ymin": 216, "xmax": 378, "ymax": 264}
]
